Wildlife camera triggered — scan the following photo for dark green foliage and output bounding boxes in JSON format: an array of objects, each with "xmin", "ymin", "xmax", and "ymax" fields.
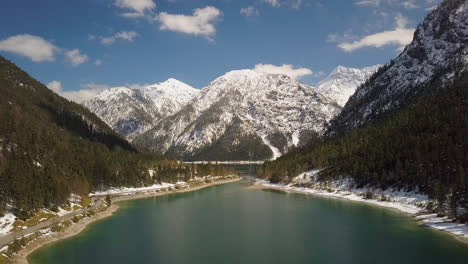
[
  {"xmin": 105, "ymin": 195, "xmax": 111, "ymax": 206},
  {"xmin": 0, "ymin": 56, "xmax": 220, "ymax": 213},
  {"xmin": 164, "ymin": 116, "xmax": 272, "ymax": 161},
  {"xmin": 259, "ymin": 71, "xmax": 468, "ymax": 209}
]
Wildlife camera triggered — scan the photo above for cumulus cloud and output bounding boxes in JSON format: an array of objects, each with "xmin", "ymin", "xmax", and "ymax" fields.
[
  {"xmin": 240, "ymin": 6, "xmax": 259, "ymax": 17},
  {"xmin": 65, "ymin": 49, "xmax": 89, "ymax": 66},
  {"xmin": 0, "ymin": 34, "xmax": 58, "ymax": 62},
  {"xmin": 253, "ymin": 64, "xmax": 313, "ymax": 79},
  {"xmin": 337, "ymin": 14, "xmax": 415, "ymax": 52},
  {"xmin": 100, "ymin": 31, "xmax": 139, "ymax": 45},
  {"xmin": 0, "ymin": 34, "xmax": 90, "ymax": 65},
  {"xmin": 47, "ymin": 80, "xmax": 63, "ymax": 93},
  {"xmin": 95, "ymin": 59, "xmax": 103, "ymax": 66},
  {"xmin": 114, "ymin": 0, "xmax": 156, "ymax": 17},
  {"xmin": 47, "ymin": 81, "xmax": 111, "ymax": 103},
  {"xmin": 156, "ymin": 6, "xmax": 222, "ymax": 39},
  {"xmin": 263, "ymin": 0, "xmax": 281, "ymax": 7}
]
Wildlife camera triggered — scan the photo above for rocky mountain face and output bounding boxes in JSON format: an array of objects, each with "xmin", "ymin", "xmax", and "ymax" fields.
[
  {"xmin": 84, "ymin": 79, "xmax": 198, "ymax": 141},
  {"xmin": 328, "ymin": 0, "xmax": 468, "ymax": 136},
  {"xmin": 316, "ymin": 65, "xmax": 381, "ymax": 107},
  {"xmin": 133, "ymin": 70, "xmax": 341, "ymax": 161}
]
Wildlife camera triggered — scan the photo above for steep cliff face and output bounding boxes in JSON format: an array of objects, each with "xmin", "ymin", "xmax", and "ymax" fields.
[{"xmin": 328, "ymin": 0, "xmax": 468, "ymax": 136}]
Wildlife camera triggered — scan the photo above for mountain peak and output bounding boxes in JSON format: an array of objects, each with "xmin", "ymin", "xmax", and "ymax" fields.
[
  {"xmin": 316, "ymin": 65, "xmax": 381, "ymax": 107},
  {"xmin": 84, "ymin": 79, "xmax": 199, "ymax": 140},
  {"xmin": 134, "ymin": 69, "xmax": 340, "ymax": 161},
  {"xmin": 328, "ymin": 0, "xmax": 468, "ymax": 135}
]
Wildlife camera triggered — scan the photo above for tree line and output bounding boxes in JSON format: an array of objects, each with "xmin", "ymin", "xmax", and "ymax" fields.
[
  {"xmin": 0, "ymin": 56, "xmax": 236, "ymax": 219},
  {"xmin": 258, "ymin": 71, "xmax": 468, "ymax": 219}
]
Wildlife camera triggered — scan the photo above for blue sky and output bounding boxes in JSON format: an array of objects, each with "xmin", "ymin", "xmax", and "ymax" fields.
[{"xmin": 0, "ymin": 0, "xmax": 441, "ymax": 101}]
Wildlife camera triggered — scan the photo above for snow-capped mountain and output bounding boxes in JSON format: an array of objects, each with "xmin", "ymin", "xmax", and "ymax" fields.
[
  {"xmin": 328, "ymin": 0, "xmax": 468, "ymax": 136},
  {"xmin": 133, "ymin": 70, "xmax": 341, "ymax": 161},
  {"xmin": 316, "ymin": 65, "xmax": 381, "ymax": 107},
  {"xmin": 84, "ymin": 79, "xmax": 199, "ymax": 140}
]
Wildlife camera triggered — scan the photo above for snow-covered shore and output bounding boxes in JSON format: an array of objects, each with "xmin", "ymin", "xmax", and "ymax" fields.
[
  {"xmin": 8, "ymin": 176, "xmax": 242, "ymax": 264},
  {"xmin": 254, "ymin": 170, "xmax": 468, "ymax": 241},
  {"xmin": 0, "ymin": 214, "xmax": 16, "ymax": 236},
  {"xmin": 90, "ymin": 182, "xmax": 180, "ymax": 197}
]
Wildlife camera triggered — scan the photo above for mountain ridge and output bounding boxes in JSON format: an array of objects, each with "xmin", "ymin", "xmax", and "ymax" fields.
[
  {"xmin": 134, "ymin": 69, "xmax": 341, "ymax": 161},
  {"xmin": 328, "ymin": 0, "xmax": 468, "ymax": 136},
  {"xmin": 84, "ymin": 79, "xmax": 199, "ymax": 141}
]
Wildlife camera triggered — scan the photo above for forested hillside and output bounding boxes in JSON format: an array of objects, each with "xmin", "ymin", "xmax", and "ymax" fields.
[
  {"xmin": 328, "ymin": 0, "xmax": 468, "ymax": 136},
  {"xmin": 258, "ymin": 0, "xmax": 468, "ymax": 217},
  {"xmin": 0, "ymin": 56, "xmax": 234, "ymax": 216},
  {"xmin": 258, "ymin": 71, "xmax": 468, "ymax": 214}
]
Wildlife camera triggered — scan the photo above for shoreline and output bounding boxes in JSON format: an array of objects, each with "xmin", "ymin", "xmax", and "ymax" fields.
[
  {"xmin": 250, "ymin": 181, "xmax": 468, "ymax": 244},
  {"xmin": 13, "ymin": 177, "xmax": 242, "ymax": 264}
]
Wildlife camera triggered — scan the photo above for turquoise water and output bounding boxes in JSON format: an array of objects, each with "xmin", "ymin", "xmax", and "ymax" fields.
[{"xmin": 30, "ymin": 165, "xmax": 468, "ymax": 264}]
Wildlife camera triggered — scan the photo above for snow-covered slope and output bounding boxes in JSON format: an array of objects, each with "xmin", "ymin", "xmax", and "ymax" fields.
[
  {"xmin": 328, "ymin": 0, "xmax": 468, "ymax": 135},
  {"xmin": 134, "ymin": 70, "xmax": 341, "ymax": 161},
  {"xmin": 84, "ymin": 79, "xmax": 198, "ymax": 140},
  {"xmin": 316, "ymin": 65, "xmax": 381, "ymax": 107}
]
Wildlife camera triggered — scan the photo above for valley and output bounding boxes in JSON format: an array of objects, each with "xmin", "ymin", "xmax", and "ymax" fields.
[{"xmin": 0, "ymin": 0, "xmax": 467, "ymax": 263}]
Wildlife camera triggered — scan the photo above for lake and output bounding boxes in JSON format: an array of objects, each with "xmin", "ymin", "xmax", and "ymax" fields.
[{"xmin": 29, "ymin": 165, "xmax": 468, "ymax": 264}]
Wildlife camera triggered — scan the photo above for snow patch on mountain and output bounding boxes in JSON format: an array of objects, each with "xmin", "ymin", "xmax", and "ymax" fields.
[
  {"xmin": 261, "ymin": 135, "xmax": 282, "ymax": 160},
  {"xmin": 135, "ymin": 70, "xmax": 341, "ymax": 160},
  {"xmin": 329, "ymin": 0, "xmax": 468, "ymax": 135},
  {"xmin": 84, "ymin": 79, "xmax": 198, "ymax": 140},
  {"xmin": 316, "ymin": 65, "xmax": 382, "ymax": 107}
]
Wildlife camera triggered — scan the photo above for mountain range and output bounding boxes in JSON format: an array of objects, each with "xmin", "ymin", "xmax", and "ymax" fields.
[
  {"xmin": 84, "ymin": 79, "xmax": 198, "ymax": 141},
  {"xmin": 257, "ymin": 0, "xmax": 468, "ymax": 213},
  {"xmin": 85, "ymin": 65, "xmax": 380, "ymax": 160}
]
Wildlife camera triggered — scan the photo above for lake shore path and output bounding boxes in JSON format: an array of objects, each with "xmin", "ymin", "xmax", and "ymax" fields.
[{"xmin": 0, "ymin": 199, "xmax": 104, "ymax": 248}]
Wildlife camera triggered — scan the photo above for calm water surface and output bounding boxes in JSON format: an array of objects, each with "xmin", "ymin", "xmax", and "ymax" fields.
[{"xmin": 30, "ymin": 165, "xmax": 468, "ymax": 264}]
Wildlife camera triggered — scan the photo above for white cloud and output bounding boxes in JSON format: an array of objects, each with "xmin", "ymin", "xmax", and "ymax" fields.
[
  {"xmin": 95, "ymin": 59, "xmax": 103, "ymax": 66},
  {"xmin": 402, "ymin": 0, "xmax": 418, "ymax": 9},
  {"xmin": 240, "ymin": 6, "xmax": 259, "ymax": 17},
  {"xmin": 253, "ymin": 64, "xmax": 313, "ymax": 79},
  {"xmin": 395, "ymin": 13, "xmax": 410, "ymax": 28},
  {"xmin": 114, "ymin": 0, "xmax": 156, "ymax": 17},
  {"xmin": 356, "ymin": 0, "xmax": 428, "ymax": 9},
  {"xmin": 355, "ymin": 0, "xmax": 380, "ymax": 7},
  {"xmin": 156, "ymin": 6, "xmax": 222, "ymax": 39},
  {"xmin": 100, "ymin": 31, "xmax": 139, "ymax": 45},
  {"xmin": 65, "ymin": 49, "xmax": 89, "ymax": 66},
  {"xmin": 0, "ymin": 34, "xmax": 58, "ymax": 62},
  {"xmin": 337, "ymin": 14, "xmax": 415, "ymax": 52},
  {"xmin": 263, "ymin": 0, "xmax": 281, "ymax": 7},
  {"xmin": 47, "ymin": 81, "xmax": 111, "ymax": 103},
  {"xmin": 47, "ymin": 80, "xmax": 63, "ymax": 93}
]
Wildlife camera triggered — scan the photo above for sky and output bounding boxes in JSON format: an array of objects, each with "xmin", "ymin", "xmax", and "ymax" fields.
[{"xmin": 0, "ymin": 0, "xmax": 441, "ymax": 102}]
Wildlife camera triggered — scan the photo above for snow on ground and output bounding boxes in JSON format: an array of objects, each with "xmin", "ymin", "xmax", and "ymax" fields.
[
  {"xmin": 0, "ymin": 245, "xmax": 8, "ymax": 253},
  {"xmin": 56, "ymin": 207, "xmax": 70, "ymax": 217},
  {"xmin": 0, "ymin": 213, "xmax": 16, "ymax": 236},
  {"xmin": 89, "ymin": 182, "xmax": 177, "ymax": 197},
  {"xmin": 417, "ymin": 214, "xmax": 468, "ymax": 238},
  {"xmin": 255, "ymin": 170, "xmax": 468, "ymax": 240}
]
